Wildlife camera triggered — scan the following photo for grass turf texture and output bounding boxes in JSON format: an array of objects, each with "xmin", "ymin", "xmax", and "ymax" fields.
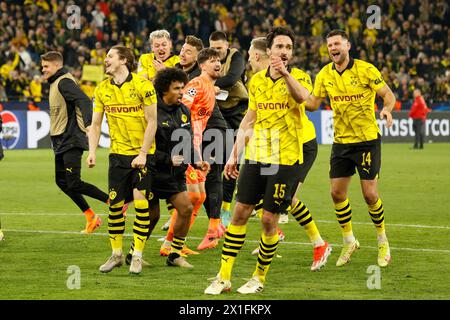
[{"xmin": 0, "ymin": 144, "xmax": 449, "ymax": 300}]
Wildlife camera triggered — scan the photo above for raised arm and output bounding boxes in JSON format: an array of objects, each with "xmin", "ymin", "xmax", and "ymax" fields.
[{"xmin": 305, "ymin": 94, "xmax": 323, "ymax": 112}]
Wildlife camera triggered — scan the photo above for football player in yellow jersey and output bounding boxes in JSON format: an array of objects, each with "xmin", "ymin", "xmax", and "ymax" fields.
[
  {"xmin": 305, "ymin": 30, "xmax": 396, "ymax": 268},
  {"xmin": 87, "ymin": 45, "xmax": 158, "ymax": 275},
  {"xmin": 137, "ymin": 29, "xmax": 180, "ymax": 81},
  {"xmin": 247, "ymin": 37, "xmax": 331, "ymax": 271},
  {"xmin": 205, "ymin": 27, "xmax": 314, "ymax": 295}
]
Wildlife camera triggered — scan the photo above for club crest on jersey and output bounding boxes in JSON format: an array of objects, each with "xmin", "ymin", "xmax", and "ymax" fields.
[
  {"xmin": 181, "ymin": 114, "xmax": 188, "ymax": 123},
  {"xmin": 350, "ymin": 76, "xmax": 359, "ymax": 86},
  {"xmin": 109, "ymin": 190, "xmax": 117, "ymax": 200}
]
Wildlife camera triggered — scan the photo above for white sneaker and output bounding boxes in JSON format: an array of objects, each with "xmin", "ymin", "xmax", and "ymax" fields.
[
  {"xmin": 167, "ymin": 253, "xmax": 194, "ymax": 269},
  {"xmin": 161, "ymin": 216, "xmax": 172, "ymax": 231},
  {"xmin": 99, "ymin": 254, "xmax": 123, "ymax": 273},
  {"xmin": 237, "ymin": 276, "xmax": 264, "ymax": 294},
  {"xmin": 278, "ymin": 214, "xmax": 289, "ymax": 224},
  {"xmin": 129, "ymin": 255, "xmax": 142, "ymax": 275},
  {"xmin": 204, "ymin": 276, "xmax": 231, "ymax": 295}
]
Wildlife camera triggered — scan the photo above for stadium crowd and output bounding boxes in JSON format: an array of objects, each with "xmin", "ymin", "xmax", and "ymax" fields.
[{"xmin": 0, "ymin": 0, "xmax": 448, "ymax": 107}]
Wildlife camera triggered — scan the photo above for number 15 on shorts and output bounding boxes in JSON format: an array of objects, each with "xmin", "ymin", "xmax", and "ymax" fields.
[{"xmin": 273, "ymin": 183, "xmax": 286, "ymax": 199}]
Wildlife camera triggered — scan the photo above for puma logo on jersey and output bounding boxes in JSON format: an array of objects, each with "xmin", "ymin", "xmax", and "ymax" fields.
[
  {"xmin": 66, "ymin": 167, "xmax": 73, "ymax": 173},
  {"xmin": 162, "ymin": 121, "xmax": 169, "ymax": 127}
]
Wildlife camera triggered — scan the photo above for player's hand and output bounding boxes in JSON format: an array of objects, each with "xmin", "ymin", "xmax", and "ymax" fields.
[
  {"xmin": 153, "ymin": 59, "xmax": 165, "ymax": 72},
  {"xmin": 270, "ymin": 56, "xmax": 289, "ymax": 76},
  {"xmin": 172, "ymin": 155, "xmax": 184, "ymax": 166},
  {"xmin": 214, "ymin": 86, "xmax": 221, "ymax": 94},
  {"xmin": 380, "ymin": 108, "xmax": 393, "ymax": 128},
  {"xmin": 86, "ymin": 153, "xmax": 96, "ymax": 168},
  {"xmin": 131, "ymin": 153, "xmax": 147, "ymax": 169},
  {"xmin": 224, "ymin": 156, "xmax": 239, "ymax": 180},
  {"xmin": 195, "ymin": 161, "xmax": 210, "ymax": 173}
]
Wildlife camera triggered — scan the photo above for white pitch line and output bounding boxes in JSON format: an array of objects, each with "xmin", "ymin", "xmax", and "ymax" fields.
[
  {"xmin": 1, "ymin": 212, "xmax": 449, "ymax": 230},
  {"xmin": 3, "ymin": 228, "xmax": 450, "ymax": 254},
  {"xmin": 316, "ymin": 219, "xmax": 450, "ymax": 230}
]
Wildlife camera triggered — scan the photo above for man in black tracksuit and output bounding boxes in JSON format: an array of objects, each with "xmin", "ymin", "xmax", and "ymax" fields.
[
  {"xmin": 209, "ymin": 31, "xmax": 249, "ymax": 227},
  {"xmin": 149, "ymin": 67, "xmax": 209, "ymax": 268},
  {"xmin": 41, "ymin": 51, "xmax": 109, "ymax": 233}
]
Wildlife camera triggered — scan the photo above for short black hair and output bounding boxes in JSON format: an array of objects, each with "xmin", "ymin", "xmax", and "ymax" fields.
[
  {"xmin": 153, "ymin": 67, "xmax": 188, "ymax": 96},
  {"xmin": 326, "ymin": 29, "xmax": 349, "ymax": 40},
  {"xmin": 266, "ymin": 26, "xmax": 296, "ymax": 49},
  {"xmin": 209, "ymin": 31, "xmax": 228, "ymax": 42},
  {"xmin": 197, "ymin": 48, "xmax": 221, "ymax": 65}
]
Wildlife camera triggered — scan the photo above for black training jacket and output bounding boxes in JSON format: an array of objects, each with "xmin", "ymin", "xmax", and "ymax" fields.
[
  {"xmin": 47, "ymin": 68, "xmax": 92, "ymax": 154},
  {"xmin": 154, "ymin": 95, "xmax": 198, "ymax": 176}
]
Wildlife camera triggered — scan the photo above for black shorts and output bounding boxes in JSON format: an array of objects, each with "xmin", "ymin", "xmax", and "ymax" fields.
[
  {"xmin": 150, "ymin": 168, "xmax": 187, "ymax": 201},
  {"xmin": 298, "ymin": 138, "xmax": 318, "ymax": 183},
  {"xmin": 235, "ymin": 161, "xmax": 303, "ymax": 214},
  {"xmin": 108, "ymin": 153, "xmax": 154, "ymax": 205},
  {"xmin": 330, "ymin": 137, "xmax": 381, "ymax": 180}
]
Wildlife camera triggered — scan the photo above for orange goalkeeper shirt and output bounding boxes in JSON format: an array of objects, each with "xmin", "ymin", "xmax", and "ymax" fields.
[{"xmin": 181, "ymin": 73, "xmax": 216, "ymax": 161}]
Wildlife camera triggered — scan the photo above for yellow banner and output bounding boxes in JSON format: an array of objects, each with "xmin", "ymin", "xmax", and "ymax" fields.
[{"xmin": 81, "ymin": 65, "xmax": 105, "ymax": 83}]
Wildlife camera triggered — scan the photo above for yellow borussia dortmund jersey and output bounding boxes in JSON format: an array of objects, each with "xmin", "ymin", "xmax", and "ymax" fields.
[
  {"xmin": 93, "ymin": 73, "xmax": 157, "ymax": 155},
  {"xmin": 313, "ymin": 58, "xmax": 386, "ymax": 144},
  {"xmin": 137, "ymin": 53, "xmax": 180, "ymax": 81},
  {"xmin": 245, "ymin": 67, "xmax": 313, "ymax": 165}
]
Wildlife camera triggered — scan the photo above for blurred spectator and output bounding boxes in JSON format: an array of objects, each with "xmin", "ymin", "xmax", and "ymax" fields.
[
  {"xmin": 30, "ymin": 75, "xmax": 43, "ymax": 103},
  {"xmin": 80, "ymin": 80, "xmax": 95, "ymax": 99},
  {"xmin": 0, "ymin": 0, "xmax": 447, "ymax": 107},
  {"xmin": 409, "ymin": 89, "xmax": 431, "ymax": 149}
]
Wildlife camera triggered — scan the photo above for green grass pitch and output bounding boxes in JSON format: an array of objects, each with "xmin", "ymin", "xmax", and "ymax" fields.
[{"xmin": 0, "ymin": 143, "xmax": 449, "ymax": 300}]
